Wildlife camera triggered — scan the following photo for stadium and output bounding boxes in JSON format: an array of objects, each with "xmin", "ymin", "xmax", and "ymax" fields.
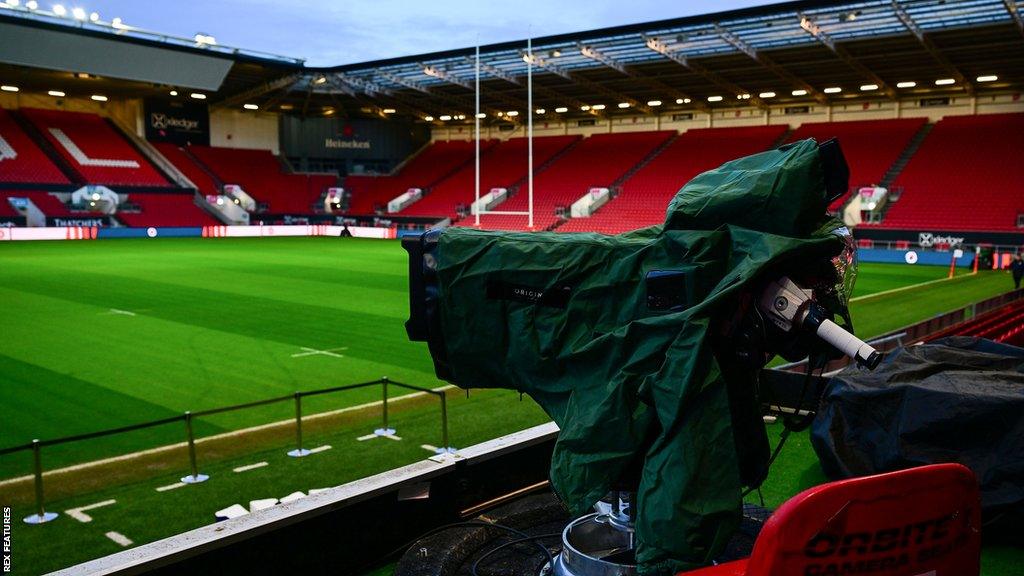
[{"xmin": 0, "ymin": 0, "xmax": 1022, "ymax": 575}]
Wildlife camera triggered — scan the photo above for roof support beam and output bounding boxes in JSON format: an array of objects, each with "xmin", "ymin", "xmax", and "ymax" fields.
[
  {"xmin": 520, "ymin": 52, "xmax": 573, "ymax": 80},
  {"xmin": 643, "ymin": 35, "xmax": 767, "ymax": 110},
  {"xmin": 1003, "ymin": 0, "xmax": 1024, "ymax": 37},
  {"xmin": 335, "ymin": 73, "xmax": 392, "ymax": 96},
  {"xmin": 214, "ymin": 72, "xmax": 303, "ymax": 109},
  {"xmin": 467, "ymin": 58, "xmax": 521, "ymax": 85},
  {"xmin": 378, "ymin": 71, "xmax": 431, "ymax": 94},
  {"xmin": 579, "ymin": 41, "xmax": 699, "ymax": 112},
  {"xmin": 799, "ymin": 15, "xmax": 897, "ymax": 100},
  {"xmin": 422, "ymin": 64, "xmax": 473, "ymax": 90},
  {"xmin": 891, "ymin": 0, "xmax": 974, "ymax": 94},
  {"xmin": 578, "ymin": 43, "xmax": 628, "ymax": 75},
  {"xmin": 713, "ymin": 22, "xmax": 827, "ymax": 104}
]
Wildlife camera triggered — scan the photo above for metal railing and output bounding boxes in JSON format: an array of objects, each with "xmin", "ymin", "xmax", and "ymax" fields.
[{"xmin": 1, "ymin": 377, "xmax": 454, "ymax": 525}]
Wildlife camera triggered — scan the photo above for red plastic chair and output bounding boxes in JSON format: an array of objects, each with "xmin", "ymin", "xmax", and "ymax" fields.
[{"xmin": 682, "ymin": 464, "xmax": 981, "ymax": 576}]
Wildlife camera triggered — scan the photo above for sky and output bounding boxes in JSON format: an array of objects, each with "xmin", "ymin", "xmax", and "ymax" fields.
[{"xmin": 63, "ymin": 0, "xmax": 784, "ymax": 66}]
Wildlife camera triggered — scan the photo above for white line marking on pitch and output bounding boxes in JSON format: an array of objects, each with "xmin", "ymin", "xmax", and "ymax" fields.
[
  {"xmin": 383, "ymin": 434, "xmax": 402, "ymax": 441},
  {"xmin": 850, "ymin": 273, "xmax": 972, "ymax": 302},
  {"xmin": 421, "ymin": 444, "xmax": 438, "ymax": 452},
  {"xmin": 308, "ymin": 445, "xmax": 332, "ymax": 454},
  {"xmin": 291, "ymin": 346, "xmax": 348, "ymax": 359},
  {"xmin": 66, "ymin": 499, "xmax": 116, "ymax": 523},
  {"xmin": 156, "ymin": 482, "xmax": 186, "ymax": 492},
  {"xmin": 0, "ymin": 385, "xmax": 455, "ymax": 490},
  {"xmin": 233, "ymin": 461, "xmax": 269, "ymax": 473},
  {"xmin": 356, "ymin": 433, "xmax": 377, "ymax": 441},
  {"xmin": 105, "ymin": 531, "xmax": 133, "ymax": 547},
  {"xmin": 103, "ymin": 308, "xmax": 137, "ymax": 316}
]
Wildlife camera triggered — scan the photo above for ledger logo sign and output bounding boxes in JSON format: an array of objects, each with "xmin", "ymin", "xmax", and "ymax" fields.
[
  {"xmin": 150, "ymin": 113, "xmax": 200, "ymax": 132},
  {"xmin": 3, "ymin": 506, "xmax": 11, "ymax": 573}
]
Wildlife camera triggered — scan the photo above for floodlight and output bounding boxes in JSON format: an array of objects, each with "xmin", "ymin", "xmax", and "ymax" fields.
[
  {"xmin": 439, "ymin": 115, "xmax": 452, "ymax": 121},
  {"xmin": 424, "ymin": 116, "xmax": 434, "ymax": 121},
  {"xmin": 0, "ymin": 85, "xmax": 18, "ymax": 92},
  {"xmin": 591, "ymin": 104, "xmax": 606, "ymax": 110},
  {"xmin": 52, "ymin": 4, "xmax": 66, "ymax": 16},
  {"xmin": 169, "ymin": 90, "xmax": 178, "ymax": 96},
  {"xmin": 618, "ymin": 102, "xmax": 630, "ymax": 108},
  {"xmin": 555, "ymin": 107, "xmax": 568, "ymax": 113},
  {"xmin": 824, "ymin": 87, "xmax": 841, "ymax": 94},
  {"xmin": 759, "ymin": 92, "xmax": 776, "ymax": 98},
  {"xmin": 71, "ymin": 6, "xmax": 84, "ymax": 19},
  {"xmin": 976, "ymin": 75, "xmax": 997, "ymax": 83},
  {"xmin": 90, "ymin": 94, "xmax": 107, "ymax": 101},
  {"xmin": 896, "ymin": 81, "xmax": 916, "ymax": 88},
  {"xmin": 935, "ymin": 78, "xmax": 955, "ymax": 86},
  {"xmin": 48, "ymin": 90, "xmax": 65, "ymax": 97},
  {"xmin": 243, "ymin": 104, "xmax": 259, "ymax": 110},
  {"xmin": 382, "ymin": 108, "xmax": 396, "ymax": 114},
  {"xmin": 707, "ymin": 95, "xmax": 723, "ymax": 102},
  {"xmin": 792, "ymin": 89, "xmax": 808, "ymax": 96},
  {"xmin": 647, "ymin": 100, "xmax": 662, "ymax": 106},
  {"xmin": 505, "ymin": 110, "xmax": 519, "ymax": 117},
  {"xmin": 860, "ymin": 84, "xmax": 878, "ymax": 91},
  {"xmin": 190, "ymin": 93, "xmax": 206, "ymax": 100}
]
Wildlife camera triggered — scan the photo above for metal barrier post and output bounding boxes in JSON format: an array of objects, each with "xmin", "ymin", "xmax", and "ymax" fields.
[
  {"xmin": 23, "ymin": 439, "xmax": 58, "ymax": 524},
  {"xmin": 435, "ymin": 391, "xmax": 457, "ymax": 455},
  {"xmin": 181, "ymin": 411, "xmax": 209, "ymax": 484},
  {"xmin": 374, "ymin": 377, "xmax": 396, "ymax": 436},
  {"xmin": 287, "ymin": 392, "xmax": 311, "ymax": 457}
]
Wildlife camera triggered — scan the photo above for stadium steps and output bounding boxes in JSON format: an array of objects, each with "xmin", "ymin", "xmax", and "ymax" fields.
[
  {"xmin": 506, "ymin": 136, "xmax": 583, "ymax": 193},
  {"xmin": 8, "ymin": 109, "xmax": 84, "ymax": 186},
  {"xmin": 180, "ymin": 146, "xmax": 227, "ymax": 192},
  {"xmin": 770, "ymin": 127, "xmax": 795, "ymax": 149},
  {"xmin": 104, "ymin": 118, "xmax": 193, "ymax": 190},
  {"xmin": 609, "ymin": 131, "xmax": 681, "ymax": 190},
  {"xmin": 880, "ymin": 122, "xmax": 934, "ymax": 189}
]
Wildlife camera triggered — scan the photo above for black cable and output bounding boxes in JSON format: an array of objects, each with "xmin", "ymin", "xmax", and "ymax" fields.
[{"xmin": 470, "ymin": 532, "xmax": 562, "ymax": 576}]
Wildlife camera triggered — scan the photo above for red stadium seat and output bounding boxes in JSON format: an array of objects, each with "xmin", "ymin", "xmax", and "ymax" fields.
[
  {"xmin": 0, "ymin": 108, "xmax": 71, "ymax": 185},
  {"xmin": 0, "ymin": 190, "xmax": 72, "ymax": 217},
  {"xmin": 152, "ymin": 142, "xmax": 220, "ymax": 195},
  {"xmin": 684, "ymin": 463, "xmax": 980, "ymax": 576},
  {"xmin": 401, "ymin": 135, "xmax": 579, "ymax": 220},
  {"xmin": 474, "ymin": 130, "xmax": 675, "ymax": 231},
  {"xmin": 786, "ymin": 118, "xmax": 926, "ymax": 211},
  {"xmin": 345, "ymin": 139, "xmax": 493, "ymax": 215},
  {"xmin": 21, "ymin": 108, "xmax": 170, "ymax": 187},
  {"xmin": 872, "ymin": 113, "xmax": 1024, "ymax": 232},
  {"xmin": 118, "ymin": 194, "xmax": 219, "ymax": 227},
  {"xmin": 186, "ymin": 145, "xmax": 335, "ymax": 214},
  {"xmin": 558, "ymin": 126, "xmax": 785, "ymax": 234}
]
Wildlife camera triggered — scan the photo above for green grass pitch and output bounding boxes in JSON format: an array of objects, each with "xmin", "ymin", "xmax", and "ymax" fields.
[{"xmin": 0, "ymin": 237, "xmax": 1019, "ymax": 574}]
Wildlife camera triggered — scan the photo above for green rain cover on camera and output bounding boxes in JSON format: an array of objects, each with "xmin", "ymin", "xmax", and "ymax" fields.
[{"xmin": 432, "ymin": 139, "xmax": 846, "ymax": 574}]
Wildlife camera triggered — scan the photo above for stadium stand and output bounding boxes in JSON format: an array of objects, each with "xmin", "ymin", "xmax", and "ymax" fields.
[
  {"xmin": 472, "ymin": 130, "xmax": 675, "ymax": 231},
  {"xmin": 785, "ymin": 118, "xmax": 927, "ymax": 211},
  {"xmin": 400, "ymin": 135, "xmax": 579, "ymax": 220},
  {"xmin": 118, "ymin": 194, "xmax": 218, "ymax": 227},
  {"xmin": 0, "ymin": 108, "xmax": 71, "ymax": 185},
  {"xmin": 344, "ymin": 139, "xmax": 489, "ymax": 215},
  {"xmin": 186, "ymin": 145, "xmax": 336, "ymax": 214},
  {"xmin": 875, "ymin": 112, "xmax": 1024, "ymax": 232},
  {"xmin": 20, "ymin": 108, "xmax": 171, "ymax": 187},
  {"xmin": 151, "ymin": 142, "xmax": 220, "ymax": 196},
  {"xmin": 557, "ymin": 125, "xmax": 786, "ymax": 234},
  {"xmin": 0, "ymin": 190, "xmax": 71, "ymax": 216}
]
